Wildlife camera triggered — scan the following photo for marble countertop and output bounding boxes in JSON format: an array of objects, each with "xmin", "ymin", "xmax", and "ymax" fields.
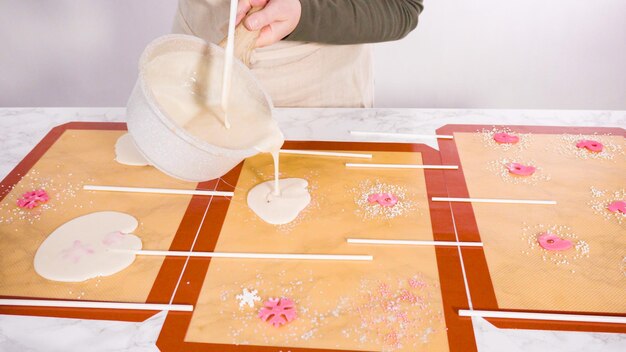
[{"xmin": 0, "ymin": 107, "xmax": 624, "ymax": 352}]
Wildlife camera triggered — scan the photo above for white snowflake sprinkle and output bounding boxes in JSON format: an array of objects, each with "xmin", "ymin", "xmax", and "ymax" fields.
[{"xmin": 235, "ymin": 288, "xmax": 261, "ymax": 308}]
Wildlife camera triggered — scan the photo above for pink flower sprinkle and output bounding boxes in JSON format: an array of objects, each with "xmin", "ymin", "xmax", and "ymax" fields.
[
  {"xmin": 367, "ymin": 193, "xmax": 398, "ymax": 207},
  {"xmin": 17, "ymin": 189, "xmax": 49, "ymax": 209},
  {"xmin": 61, "ymin": 240, "xmax": 95, "ymax": 263},
  {"xmin": 102, "ymin": 231, "xmax": 126, "ymax": 246},
  {"xmin": 505, "ymin": 162, "xmax": 536, "ymax": 176},
  {"xmin": 537, "ymin": 233, "xmax": 573, "ymax": 251},
  {"xmin": 493, "ymin": 132, "xmax": 519, "ymax": 144},
  {"xmin": 258, "ymin": 298, "xmax": 297, "ymax": 327},
  {"xmin": 576, "ymin": 139, "xmax": 604, "ymax": 153},
  {"xmin": 607, "ymin": 200, "xmax": 626, "ymax": 214}
]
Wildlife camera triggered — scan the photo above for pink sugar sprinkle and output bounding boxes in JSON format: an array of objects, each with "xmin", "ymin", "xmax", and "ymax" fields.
[
  {"xmin": 378, "ymin": 283, "xmax": 391, "ymax": 298},
  {"xmin": 398, "ymin": 289, "xmax": 420, "ymax": 304},
  {"xmin": 408, "ymin": 278, "xmax": 426, "ymax": 289},
  {"xmin": 16, "ymin": 189, "xmax": 49, "ymax": 209},
  {"xmin": 102, "ymin": 231, "xmax": 126, "ymax": 246},
  {"xmin": 384, "ymin": 331, "xmax": 399, "ymax": 347},
  {"xmin": 258, "ymin": 298, "xmax": 297, "ymax": 327}
]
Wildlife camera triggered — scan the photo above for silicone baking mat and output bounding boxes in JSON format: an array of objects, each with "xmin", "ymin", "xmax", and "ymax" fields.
[
  {"xmin": 437, "ymin": 124, "xmax": 626, "ymax": 333},
  {"xmin": 158, "ymin": 141, "xmax": 476, "ymax": 352},
  {"xmin": 0, "ymin": 122, "xmax": 213, "ymax": 321}
]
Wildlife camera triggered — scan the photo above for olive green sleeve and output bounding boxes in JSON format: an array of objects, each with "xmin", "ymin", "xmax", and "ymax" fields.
[{"xmin": 285, "ymin": 0, "xmax": 424, "ymax": 44}]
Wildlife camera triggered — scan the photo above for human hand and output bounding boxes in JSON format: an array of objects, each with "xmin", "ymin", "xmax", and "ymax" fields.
[{"xmin": 236, "ymin": 0, "xmax": 301, "ymax": 48}]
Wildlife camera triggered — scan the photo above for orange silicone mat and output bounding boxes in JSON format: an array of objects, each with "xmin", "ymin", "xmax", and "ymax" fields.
[
  {"xmin": 157, "ymin": 141, "xmax": 476, "ymax": 352},
  {"xmin": 0, "ymin": 122, "xmax": 214, "ymax": 322},
  {"xmin": 437, "ymin": 124, "xmax": 626, "ymax": 333}
]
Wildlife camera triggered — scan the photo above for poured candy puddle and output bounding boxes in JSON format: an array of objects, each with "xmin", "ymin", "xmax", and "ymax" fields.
[
  {"xmin": 247, "ymin": 178, "xmax": 311, "ymax": 225},
  {"xmin": 34, "ymin": 211, "xmax": 142, "ymax": 282},
  {"xmin": 114, "ymin": 133, "xmax": 151, "ymax": 166}
]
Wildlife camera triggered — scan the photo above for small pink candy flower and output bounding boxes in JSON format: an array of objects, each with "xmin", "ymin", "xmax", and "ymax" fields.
[
  {"xmin": 607, "ymin": 200, "xmax": 626, "ymax": 214},
  {"xmin": 537, "ymin": 233, "xmax": 573, "ymax": 251},
  {"xmin": 258, "ymin": 298, "xmax": 297, "ymax": 327},
  {"xmin": 505, "ymin": 162, "xmax": 536, "ymax": 176},
  {"xmin": 493, "ymin": 132, "xmax": 520, "ymax": 144},
  {"xmin": 576, "ymin": 139, "xmax": 604, "ymax": 153},
  {"xmin": 367, "ymin": 193, "xmax": 398, "ymax": 207},
  {"xmin": 17, "ymin": 189, "xmax": 49, "ymax": 209}
]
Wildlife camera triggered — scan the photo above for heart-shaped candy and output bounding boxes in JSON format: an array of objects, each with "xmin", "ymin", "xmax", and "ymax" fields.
[
  {"xmin": 505, "ymin": 162, "xmax": 536, "ymax": 176},
  {"xmin": 607, "ymin": 200, "xmax": 626, "ymax": 214},
  {"xmin": 537, "ymin": 233, "xmax": 573, "ymax": 251},
  {"xmin": 367, "ymin": 193, "xmax": 399, "ymax": 207},
  {"xmin": 576, "ymin": 139, "xmax": 604, "ymax": 153},
  {"xmin": 493, "ymin": 132, "xmax": 519, "ymax": 144}
]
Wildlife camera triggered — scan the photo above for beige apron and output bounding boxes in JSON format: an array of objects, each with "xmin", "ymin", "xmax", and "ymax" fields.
[{"xmin": 173, "ymin": 0, "xmax": 374, "ymax": 108}]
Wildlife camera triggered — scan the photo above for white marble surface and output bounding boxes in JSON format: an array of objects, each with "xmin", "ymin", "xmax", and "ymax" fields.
[{"xmin": 0, "ymin": 107, "xmax": 625, "ymax": 351}]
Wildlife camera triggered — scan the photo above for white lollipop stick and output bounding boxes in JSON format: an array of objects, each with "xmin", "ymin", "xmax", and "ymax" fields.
[
  {"xmin": 281, "ymin": 150, "xmax": 372, "ymax": 159},
  {"xmin": 0, "ymin": 299, "xmax": 193, "ymax": 312},
  {"xmin": 347, "ymin": 238, "xmax": 483, "ymax": 247},
  {"xmin": 458, "ymin": 309, "xmax": 626, "ymax": 324},
  {"xmin": 346, "ymin": 163, "xmax": 458, "ymax": 170},
  {"xmin": 432, "ymin": 197, "xmax": 556, "ymax": 205},
  {"xmin": 350, "ymin": 131, "xmax": 454, "ymax": 140},
  {"xmin": 84, "ymin": 185, "xmax": 234, "ymax": 197},
  {"xmin": 117, "ymin": 249, "xmax": 372, "ymax": 261}
]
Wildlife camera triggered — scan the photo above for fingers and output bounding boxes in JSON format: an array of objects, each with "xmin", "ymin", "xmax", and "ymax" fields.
[
  {"xmin": 236, "ymin": 0, "xmax": 251, "ymax": 25},
  {"xmin": 236, "ymin": 0, "xmax": 268, "ymax": 25},
  {"xmin": 244, "ymin": 0, "xmax": 284, "ymax": 31},
  {"xmin": 250, "ymin": 0, "xmax": 269, "ymax": 6},
  {"xmin": 255, "ymin": 20, "xmax": 293, "ymax": 47}
]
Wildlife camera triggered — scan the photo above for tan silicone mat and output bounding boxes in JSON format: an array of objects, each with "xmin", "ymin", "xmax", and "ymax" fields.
[
  {"xmin": 453, "ymin": 130, "xmax": 625, "ymax": 314},
  {"xmin": 0, "ymin": 128, "xmax": 198, "ymax": 303},
  {"xmin": 183, "ymin": 151, "xmax": 450, "ymax": 351}
]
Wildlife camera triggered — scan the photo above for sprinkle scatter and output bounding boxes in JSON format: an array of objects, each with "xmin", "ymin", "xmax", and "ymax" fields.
[
  {"xmin": 589, "ymin": 187, "xmax": 626, "ymax": 225},
  {"xmin": 350, "ymin": 180, "xmax": 417, "ymax": 220},
  {"xmin": 522, "ymin": 224, "xmax": 589, "ymax": 270},
  {"xmin": 342, "ymin": 275, "xmax": 444, "ymax": 351},
  {"xmin": 554, "ymin": 134, "xmax": 624, "ymax": 161},
  {"xmin": 236, "ymin": 288, "xmax": 261, "ymax": 308},
  {"xmin": 488, "ymin": 157, "xmax": 550, "ymax": 185},
  {"xmin": 258, "ymin": 297, "xmax": 297, "ymax": 327},
  {"xmin": 480, "ymin": 127, "xmax": 531, "ymax": 151},
  {"xmin": 0, "ymin": 169, "xmax": 91, "ymax": 225}
]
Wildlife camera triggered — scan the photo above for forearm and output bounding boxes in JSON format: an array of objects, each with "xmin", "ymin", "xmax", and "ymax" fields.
[{"xmin": 286, "ymin": 0, "xmax": 423, "ymax": 44}]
